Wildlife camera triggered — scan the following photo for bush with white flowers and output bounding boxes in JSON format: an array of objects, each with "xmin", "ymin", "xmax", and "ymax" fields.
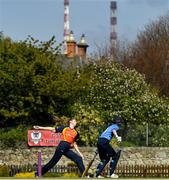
[{"xmin": 85, "ymin": 60, "xmax": 169, "ymax": 125}]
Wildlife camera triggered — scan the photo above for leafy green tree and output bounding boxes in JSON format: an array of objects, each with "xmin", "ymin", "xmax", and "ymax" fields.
[
  {"xmin": 70, "ymin": 59, "xmax": 169, "ymax": 145},
  {"xmin": 150, "ymin": 124, "xmax": 169, "ymax": 146},
  {"xmin": 1, "ymin": 33, "xmax": 169, "ymax": 146},
  {"xmin": 71, "ymin": 104, "xmax": 104, "ymax": 146},
  {"xmin": 0, "ymin": 36, "xmax": 65, "ymax": 127},
  {"xmin": 125, "ymin": 123, "xmax": 169, "ymax": 147},
  {"xmin": 0, "ymin": 35, "xmax": 90, "ymax": 127},
  {"xmin": 85, "ymin": 60, "xmax": 169, "ymax": 124}
]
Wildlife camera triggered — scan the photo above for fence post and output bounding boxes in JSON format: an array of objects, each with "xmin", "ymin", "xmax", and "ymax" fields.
[{"xmin": 37, "ymin": 151, "xmax": 42, "ymax": 177}]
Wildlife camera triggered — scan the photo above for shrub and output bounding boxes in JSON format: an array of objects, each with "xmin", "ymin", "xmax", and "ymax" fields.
[
  {"xmin": 44, "ymin": 172, "xmax": 62, "ymax": 177},
  {"xmin": 67, "ymin": 162, "xmax": 77, "ymax": 167},
  {"xmin": 62, "ymin": 172, "xmax": 79, "ymax": 178},
  {"xmin": 44, "ymin": 172, "xmax": 78, "ymax": 178},
  {"xmin": 0, "ymin": 165, "xmax": 9, "ymax": 177},
  {"xmin": 0, "ymin": 125, "xmax": 28, "ymax": 147},
  {"xmin": 15, "ymin": 172, "xmax": 34, "ymax": 178}
]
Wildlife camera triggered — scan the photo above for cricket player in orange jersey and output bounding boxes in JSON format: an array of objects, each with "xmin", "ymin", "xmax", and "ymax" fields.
[{"xmin": 33, "ymin": 118, "xmax": 85, "ymax": 177}]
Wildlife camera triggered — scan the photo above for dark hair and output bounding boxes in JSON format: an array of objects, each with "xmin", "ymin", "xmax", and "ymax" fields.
[
  {"xmin": 68, "ymin": 118, "xmax": 76, "ymax": 125},
  {"xmin": 112, "ymin": 115, "xmax": 123, "ymax": 125}
]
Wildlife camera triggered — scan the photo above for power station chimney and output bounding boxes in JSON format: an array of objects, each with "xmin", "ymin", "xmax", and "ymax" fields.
[
  {"xmin": 110, "ymin": 1, "xmax": 117, "ymax": 55},
  {"xmin": 63, "ymin": 0, "xmax": 70, "ymax": 54}
]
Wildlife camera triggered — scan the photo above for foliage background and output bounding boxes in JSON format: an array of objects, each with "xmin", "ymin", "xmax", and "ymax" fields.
[{"xmin": 0, "ymin": 14, "xmax": 169, "ymax": 147}]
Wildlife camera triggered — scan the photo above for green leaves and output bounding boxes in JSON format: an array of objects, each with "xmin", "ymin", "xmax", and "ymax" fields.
[
  {"xmin": 0, "ymin": 35, "xmax": 90, "ymax": 127},
  {"xmin": 1, "ymin": 34, "xmax": 169, "ymax": 146},
  {"xmin": 70, "ymin": 59, "xmax": 169, "ymax": 145},
  {"xmin": 73, "ymin": 59, "xmax": 169, "ymax": 127},
  {"xmin": 71, "ymin": 103, "xmax": 104, "ymax": 146},
  {"xmin": 0, "ymin": 36, "xmax": 63, "ymax": 126}
]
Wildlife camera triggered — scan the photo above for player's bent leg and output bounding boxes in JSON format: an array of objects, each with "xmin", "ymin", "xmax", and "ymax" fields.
[
  {"xmin": 64, "ymin": 150, "xmax": 85, "ymax": 175},
  {"xmin": 42, "ymin": 141, "xmax": 69, "ymax": 175},
  {"xmin": 108, "ymin": 150, "xmax": 121, "ymax": 178},
  {"xmin": 41, "ymin": 147, "xmax": 63, "ymax": 175},
  {"xmin": 96, "ymin": 158, "xmax": 109, "ymax": 177}
]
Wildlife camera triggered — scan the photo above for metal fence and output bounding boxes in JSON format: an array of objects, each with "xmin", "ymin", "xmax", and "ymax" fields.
[{"xmin": 7, "ymin": 164, "xmax": 169, "ymax": 177}]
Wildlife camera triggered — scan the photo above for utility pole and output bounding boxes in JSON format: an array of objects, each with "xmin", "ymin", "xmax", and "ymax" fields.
[{"xmin": 146, "ymin": 123, "xmax": 149, "ymax": 146}]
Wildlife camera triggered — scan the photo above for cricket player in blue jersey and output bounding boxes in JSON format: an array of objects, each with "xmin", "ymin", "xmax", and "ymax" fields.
[{"xmin": 96, "ymin": 115, "xmax": 122, "ymax": 178}]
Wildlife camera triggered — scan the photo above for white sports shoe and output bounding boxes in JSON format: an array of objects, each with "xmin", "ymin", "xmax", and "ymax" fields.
[
  {"xmin": 109, "ymin": 173, "xmax": 119, "ymax": 178},
  {"xmin": 97, "ymin": 175, "xmax": 104, "ymax": 178}
]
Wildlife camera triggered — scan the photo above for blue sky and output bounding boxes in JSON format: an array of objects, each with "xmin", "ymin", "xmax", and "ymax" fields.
[{"xmin": 0, "ymin": 0, "xmax": 169, "ymax": 54}]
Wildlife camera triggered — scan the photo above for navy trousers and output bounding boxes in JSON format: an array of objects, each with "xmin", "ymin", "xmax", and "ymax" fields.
[
  {"xmin": 96, "ymin": 138, "xmax": 118, "ymax": 177},
  {"xmin": 41, "ymin": 141, "xmax": 85, "ymax": 176}
]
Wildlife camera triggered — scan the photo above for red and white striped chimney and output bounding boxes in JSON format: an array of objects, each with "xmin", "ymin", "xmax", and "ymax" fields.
[
  {"xmin": 110, "ymin": 1, "xmax": 117, "ymax": 50},
  {"xmin": 63, "ymin": 0, "xmax": 70, "ymax": 54}
]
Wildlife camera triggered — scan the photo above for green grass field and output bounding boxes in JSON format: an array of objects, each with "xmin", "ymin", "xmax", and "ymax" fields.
[{"xmin": 0, "ymin": 178, "xmax": 168, "ymax": 180}]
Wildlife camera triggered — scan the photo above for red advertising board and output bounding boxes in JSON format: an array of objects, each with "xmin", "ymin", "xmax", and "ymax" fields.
[{"xmin": 28, "ymin": 130, "xmax": 62, "ymax": 147}]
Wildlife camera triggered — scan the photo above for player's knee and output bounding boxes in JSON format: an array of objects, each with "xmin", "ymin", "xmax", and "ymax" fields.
[
  {"xmin": 100, "ymin": 159, "xmax": 106, "ymax": 164},
  {"xmin": 75, "ymin": 156, "xmax": 83, "ymax": 164},
  {"xmin": 110, "ymin": 158, "xmax": 115, "ymax": 164},
  {"xmin": 101, "ymin": 159, "xmax": 109, "ymax": 165},
  {"xmin": 112, "ymin": 153, "xmax": 118, "ymax": 161}
]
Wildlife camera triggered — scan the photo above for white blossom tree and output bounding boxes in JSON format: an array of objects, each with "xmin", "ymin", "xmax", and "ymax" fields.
[{"xmin": 72, "ymin": 59, "xmax": 169, "ymax": 145}]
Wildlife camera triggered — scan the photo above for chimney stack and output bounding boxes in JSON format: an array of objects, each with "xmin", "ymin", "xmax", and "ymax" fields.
[
  {"xmin": 77, "ymin": 34, "xmax": 89, "ymax": 59},
  {"xmin": 66, "ymin": 31, "xmax": 77, "ymax": 58},
  {"xmin": 110, "ymin": 1, "xmax": 117, "ymax": 50},
  {"xmin": 63, "ymin": 0, "xmax": 70, "ymax": 54}
]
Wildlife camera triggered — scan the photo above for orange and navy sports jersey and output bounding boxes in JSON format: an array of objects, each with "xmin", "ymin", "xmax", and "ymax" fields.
[{"xmin": 55, "ymin": 126, "xmax": 78, "ymax": 144}]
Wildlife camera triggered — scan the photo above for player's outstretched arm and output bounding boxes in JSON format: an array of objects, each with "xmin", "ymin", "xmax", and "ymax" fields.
[{"xmin": 33, "ymin": 125, "xmax": 55, "ymax": 131}]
